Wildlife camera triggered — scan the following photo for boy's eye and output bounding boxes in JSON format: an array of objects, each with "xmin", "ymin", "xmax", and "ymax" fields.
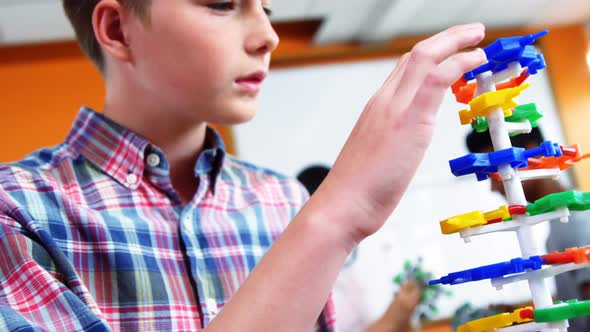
[
  {"xmin": 262, "ymin": 6, "xmax": 272, "ymax": 17},
  {"xmin": 207, "ymin": 2, "xmax": 235, "ymax": 11}
]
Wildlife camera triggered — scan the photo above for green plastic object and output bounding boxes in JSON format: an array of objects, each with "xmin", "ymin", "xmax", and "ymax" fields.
[
  {"xmin": 526, "ymin": 191, "xmax": 590, "ymax": 216},
  {"xmin": 470, "ymin": 103, "xmax": 543, "ymax": 134},
  {"xmin": 392, "ymin": 258, "xmax": 452, "ymax": 320},
  {"xmin": 472, "ymin": 117, "xmax": 489, "ymax": 133},
  {"xmin": 506, "ymin": 103, "xmax": 543, "ymax": 127},
  {"xmin": 534, "ymin": 299, "xmax": 590, "ymax": 322}
]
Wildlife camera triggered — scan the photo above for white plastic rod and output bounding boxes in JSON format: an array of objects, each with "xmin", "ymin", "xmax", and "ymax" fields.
[{"xmin": 476, "ymin": 65, "xmax": 555, "ymax": 314}]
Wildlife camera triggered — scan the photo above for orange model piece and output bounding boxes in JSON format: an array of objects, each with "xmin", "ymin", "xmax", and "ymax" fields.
[
  {"xmin": 452, "ymin": 70, "xmax": 530, "ymax": 104},
  {"xmin": 542, "ymin": 246, "xmax": 590, "ymax": 265},
  {"xmin": 522, "ymin": 144, "xmax": 590, "ymax": 171},
  {"xmin": 489, "ymin": 145, "xmax": 590, "ymax": 181}
]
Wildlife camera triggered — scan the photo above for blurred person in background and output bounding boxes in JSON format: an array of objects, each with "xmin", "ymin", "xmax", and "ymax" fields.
[{"xmin": 298, "ymin": 165, "xmax": 421, "ymax": 332}]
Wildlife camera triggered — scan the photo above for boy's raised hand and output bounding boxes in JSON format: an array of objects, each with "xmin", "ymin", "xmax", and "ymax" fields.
[{"xmin": 315, "ymin": 23, "xmax": 486, "ymax": 245}]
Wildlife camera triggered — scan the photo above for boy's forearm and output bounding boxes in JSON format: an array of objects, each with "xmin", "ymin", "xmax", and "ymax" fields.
[{"xmin": 205, "ymin": 192, "xmax": 358, "ymax": 332}]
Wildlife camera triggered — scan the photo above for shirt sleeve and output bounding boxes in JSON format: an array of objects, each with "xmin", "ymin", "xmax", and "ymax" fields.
[{"xmin": 0, "ymin": 214, "xmax": 107, "ymax": 332}]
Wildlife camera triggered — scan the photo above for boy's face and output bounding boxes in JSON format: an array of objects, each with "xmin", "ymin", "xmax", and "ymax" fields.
[{"xmin": 125, "ymin": 0, "xmax": 278, "ymax": 125}]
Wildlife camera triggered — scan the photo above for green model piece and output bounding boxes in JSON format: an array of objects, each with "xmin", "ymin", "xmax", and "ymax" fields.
[
  {"xmin": 505, "ymin": 103, "xmax": 543, "ymax": 127},
  {"xmin": 526, "ymin": 191, "xmax": 590, "ymax": 216},
  {"xmin": 471, "ymin": 103, "xmax": 543, "ymax": 136},
  {"xmin": 534, "ymin": 299, "xmax": 590, "ymax": 322},
  {"xmin": 471, "ymin": 117, "xmax": 489, "ymax": 133}
]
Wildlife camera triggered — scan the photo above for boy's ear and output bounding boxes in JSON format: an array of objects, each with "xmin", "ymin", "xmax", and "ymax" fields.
[{"xmin": 92, "ymin": 0, "xmax": 133, "ymax": 64}]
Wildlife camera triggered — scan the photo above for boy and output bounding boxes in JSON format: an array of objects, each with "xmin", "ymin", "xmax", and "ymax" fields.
[
  {"xmin": 0, "ymin": 0, "xmax": 486, "ymax": 331},
  {"xmin": 466, "ymin": 128, "xmax": 590, "ymax": 331}
]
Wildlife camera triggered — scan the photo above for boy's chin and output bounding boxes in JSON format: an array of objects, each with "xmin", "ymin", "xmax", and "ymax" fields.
[{"xmin": 213, "ymin": 102, "xmax": 258, "ymax": 125}]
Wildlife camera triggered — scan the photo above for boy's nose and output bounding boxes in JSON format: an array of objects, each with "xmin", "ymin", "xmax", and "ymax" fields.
[{"xmin": 245, "ymin": 15, "xmax": 279, "ymax": 55}]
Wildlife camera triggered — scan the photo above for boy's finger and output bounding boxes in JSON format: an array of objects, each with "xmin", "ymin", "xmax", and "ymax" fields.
[
  {"xmin": 436, "ymin": 48, "xmax": 486, "ymax": 86},
  {"xmin": 369, "ymin": 52, "xmax": 411, "ymax": 109},
  {"xmin": 382, "ymin": 52, "xmax": 410, "ymax": 91},
  {"xmin": 406, "ymin": 48, "xmax": 486, "ymax": 118},
  {"xmin": 386, "ymin": 24, "xmax": 485, "ymax": 111},
  {"xmin": 414, "ymin": 23, "xmax": 485, "ymax": 65}
]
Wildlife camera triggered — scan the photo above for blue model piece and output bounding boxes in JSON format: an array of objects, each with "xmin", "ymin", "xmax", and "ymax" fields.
[
  {"xmin": 464, "ymin": 30, "xmax": 548, "ymax": 81},
  {"xmin": 449, "ymin": 141, "xmax": 562, "ymax": 181},
  {"xmin": 429, "ymin": 256, "xmax": 545, "ymax": 286}
]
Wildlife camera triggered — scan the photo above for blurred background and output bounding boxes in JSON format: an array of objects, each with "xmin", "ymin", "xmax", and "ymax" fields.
[{"xmin": 2, "ymin": 1, "xmax": 590, "ymax": 331}]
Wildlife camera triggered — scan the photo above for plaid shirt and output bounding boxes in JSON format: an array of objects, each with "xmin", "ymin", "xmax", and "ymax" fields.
[{"xmin": 0, "ymin": 107, "xmax": 335, "ymax": 331}]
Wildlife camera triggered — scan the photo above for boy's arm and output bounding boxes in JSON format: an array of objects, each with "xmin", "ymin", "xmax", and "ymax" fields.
[
  {"xmin": 206, "ymin": 23, "xmax": 486, "ymax": 332},
  {"xmin": 0, "ymin": 216, "xmax": 104, "ymax": 331},
  {"xmin": 295, "ymin": 181, "xmax": 338, "ymax": 331}
]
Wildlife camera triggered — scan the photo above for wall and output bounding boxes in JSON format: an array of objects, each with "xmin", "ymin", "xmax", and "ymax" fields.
[
  {"xmin": 0, "ymin": 42, "xmax": 235, "ymax": 162},
  {"xmin": 541, "ymin": 25, "xmax": 590, "ymax": 190},
  {"xmin": 0, "ymin": 42, "xmax": 104, "ymax": 161}
]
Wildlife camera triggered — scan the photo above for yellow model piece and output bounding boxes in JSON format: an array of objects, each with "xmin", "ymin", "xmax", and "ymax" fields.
[
  {"xmin": 440, "ymin": 211, "xmax": 485, "ymax": 234},
  {"xmin": 484, "ymin": 205, "xmax": 510, "ymax": 222},
  {"xmin": 440, "ymin": 206, "xmax": 509, "ymax": 234},
  {"xmin": 458, "ymin": 83, "xmax": 531, "ymax": 125},
  {"xmin": 458, "ymin": 307, "xmax": 533, "ymax": 332}
]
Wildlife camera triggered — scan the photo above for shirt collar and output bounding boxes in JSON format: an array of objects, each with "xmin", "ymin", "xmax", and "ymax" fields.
[
  {"xmin": 66, "ymin": 107, "xmax": 226, "ymax": 194},
  {"xmin": 194, "ymin": 126, "xmax": 226, "ymax": 194}
]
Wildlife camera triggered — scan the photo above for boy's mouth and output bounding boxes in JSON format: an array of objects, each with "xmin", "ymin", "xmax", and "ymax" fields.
[{"xmin": 235, "ymin": 71, "xmax": 267, "ymax": 93}]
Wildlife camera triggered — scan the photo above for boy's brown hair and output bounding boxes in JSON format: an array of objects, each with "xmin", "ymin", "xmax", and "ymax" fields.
[{"xmin": 62, "ymin": 0, "xmax": 151, "ymax": 71}]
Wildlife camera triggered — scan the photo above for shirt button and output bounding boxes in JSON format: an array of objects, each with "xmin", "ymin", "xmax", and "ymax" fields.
[
  {"xmin": 146, "ymin": 153, "xmax": 161, "ymax": 167},
  {"xmin": 126, "ymin": 173, "xmax": 139, "ymax": 185},
  {"xmin": 183, "ymin": 216, "xmax": 192, "ymax": 229},
  {"xmin": 206, "ymin": 298, "xmax": 218, "ymax": 316}
]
